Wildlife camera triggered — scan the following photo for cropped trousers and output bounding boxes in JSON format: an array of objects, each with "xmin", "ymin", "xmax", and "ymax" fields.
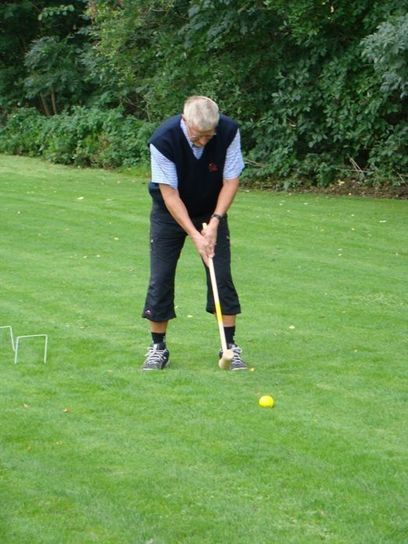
[{"xmin": 142, "ymin": 203, "xmax": 241, "ymax": 322}]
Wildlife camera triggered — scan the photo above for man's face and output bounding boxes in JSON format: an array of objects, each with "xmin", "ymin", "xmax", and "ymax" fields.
[{"xmin": 185, "ymin": 120, "xmax": 216, "ymax": 148}]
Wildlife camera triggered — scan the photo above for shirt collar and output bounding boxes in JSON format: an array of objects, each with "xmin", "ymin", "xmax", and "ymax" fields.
[
  {"xmin": 180, "ymin": 118, "xmax": 197, "ymax": 148},
  {"xmin": 180, "ymin": 117, "xmax": 215, "ymax": 149}
]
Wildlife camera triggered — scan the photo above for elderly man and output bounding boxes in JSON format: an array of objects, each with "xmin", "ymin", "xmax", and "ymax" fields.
[{"xmin": 142, "ymin": 96, "xmax": 246, "ymax": 371}]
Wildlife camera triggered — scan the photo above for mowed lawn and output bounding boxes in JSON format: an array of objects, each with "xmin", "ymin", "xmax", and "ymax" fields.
[{"xmin": 0, "ymin": 154, "xmax": 407, "ymax": 544}]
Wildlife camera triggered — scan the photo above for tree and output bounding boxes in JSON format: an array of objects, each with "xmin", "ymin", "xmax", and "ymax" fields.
[
  {"xmin": 362, "ymin": 14, "xmax": 408, "ymax": 98},
  {"xmin": 0, "ymin": 1, "xmax": 40, "ymax": 110},
  {"xmin": 0, "ymin": 1, "xmax": 93, "ymax": 114}
]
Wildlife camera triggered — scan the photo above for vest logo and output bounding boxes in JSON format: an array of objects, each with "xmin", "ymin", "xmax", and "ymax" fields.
[{"xmin": 208, "ymin": 162, "xmax": 218, "ymax": 173}]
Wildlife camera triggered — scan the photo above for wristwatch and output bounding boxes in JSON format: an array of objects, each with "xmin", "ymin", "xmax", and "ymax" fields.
[{"xmin": 211, "ymin": 213, "xmax": 223, "ymax": 221}]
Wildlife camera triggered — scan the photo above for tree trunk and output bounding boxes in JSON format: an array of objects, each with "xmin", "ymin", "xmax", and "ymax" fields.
[
  {"xmin": 40, "ymin": 94, "xmax": 51, "ymax": 117},
  {"xmin": 50, "ymin": 87, "xmax": 57, "ymax": 115}
]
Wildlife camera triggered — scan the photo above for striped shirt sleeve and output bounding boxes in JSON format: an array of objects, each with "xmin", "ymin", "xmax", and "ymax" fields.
[
  {"xmin": 223, "ymin": 130, "xmax": 245, "ymax": 180},
  {"xmin": 150, "ymin": 144, "xmax": 178, "ymax": 189}
]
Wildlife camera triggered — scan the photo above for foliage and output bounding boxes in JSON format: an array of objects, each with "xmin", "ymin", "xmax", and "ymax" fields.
[
  {"xmin": 24, "ymin": 36, "xmax": 91, "ymax": 115},
  {"xmin": 0, "ymin": 108, "xmax": 47, "ymax": 156},
  {"xmin": 0, "ymin": 0, "xmax": 407, "ymax": 186},
  {"xmin": 0, "ymin": 1, "xmax": 92, "ymax": 113},
  {"xmin": 362, "ymin": 14, "xmax": 408, "ymax": 98},
  {"xmin": 0, "ymin": 107, "xmax": 154, "ymax": 167}
]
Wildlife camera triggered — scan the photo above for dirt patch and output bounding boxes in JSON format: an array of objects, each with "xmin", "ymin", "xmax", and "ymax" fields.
[
  {"xmin": 304, "ymin": 179, "xmax": 408, "ymax": 199},
  {"xmin": 243, "ymin": 178, "xmax": 408, "ymax": 199}
]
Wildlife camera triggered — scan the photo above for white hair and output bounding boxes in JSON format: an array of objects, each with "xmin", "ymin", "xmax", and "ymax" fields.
[{"xmin": 183, "ymin": 96, "xmax": 220, "ymax": 131}]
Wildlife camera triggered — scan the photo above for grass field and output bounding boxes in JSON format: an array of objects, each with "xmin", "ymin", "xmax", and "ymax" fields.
[{"xmin": 1, "ymin": 154, "xmax": 407, "ymax": 544}]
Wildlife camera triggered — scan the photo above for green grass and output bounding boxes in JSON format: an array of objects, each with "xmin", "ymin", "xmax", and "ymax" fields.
[{"xmin": 1, "ymin": 154, "xmax": 407, "ymax": 544}]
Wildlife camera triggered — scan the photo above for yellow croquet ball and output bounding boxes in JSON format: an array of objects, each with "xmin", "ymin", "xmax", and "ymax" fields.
[{"xmin": 259, "ymin": 395, "xmax": 275, "ymax": 408}]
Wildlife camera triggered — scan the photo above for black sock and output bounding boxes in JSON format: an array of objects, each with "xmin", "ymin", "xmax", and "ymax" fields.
[
  {"xmin": 152, "ymin": 332, "xmax": 166, "ymax": 345},
  {"xmin": 224, "ymin": 326, "xmax": 235, "ymax": 345}
]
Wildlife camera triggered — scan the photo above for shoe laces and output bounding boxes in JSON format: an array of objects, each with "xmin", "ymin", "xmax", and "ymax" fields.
[
  {"xmin": 145, "ymin": 344, "xmax": 167, "ymax": 365},
  {"xmin": 230, "ymin": 344, "xmax": 242, "ymax": 359}
]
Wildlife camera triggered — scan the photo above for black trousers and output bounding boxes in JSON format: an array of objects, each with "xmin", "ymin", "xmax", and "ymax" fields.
[{"xmin": 142, "ymin": 204, "xmax": 241, "ymax": 322}]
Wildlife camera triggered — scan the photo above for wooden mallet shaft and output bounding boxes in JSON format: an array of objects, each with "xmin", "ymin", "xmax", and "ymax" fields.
[{"xmin": 203, "ymin": 223, "xmax": 233, "ymax": 369}]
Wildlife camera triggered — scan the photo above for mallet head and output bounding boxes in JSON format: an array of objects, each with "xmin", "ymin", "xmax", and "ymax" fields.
[{"xmin": 218, "ymin": 348, "xmax": 234, "ymax": 370}]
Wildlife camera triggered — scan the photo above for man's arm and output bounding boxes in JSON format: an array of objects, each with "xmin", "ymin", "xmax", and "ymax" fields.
[
  {"xmin": 203, "ymin": 128, "xmax": 244, "ymax": 250},
  {"xmin": 203, "ymin": 177, "xmax": 240, "ymax": 252}
]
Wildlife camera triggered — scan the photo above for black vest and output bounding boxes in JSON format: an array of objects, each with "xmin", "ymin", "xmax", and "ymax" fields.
[{"xmin": 148, "ymin": 114, "xmax": 238, "ymax": 217}]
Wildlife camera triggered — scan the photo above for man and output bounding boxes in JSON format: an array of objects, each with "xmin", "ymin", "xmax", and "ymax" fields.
[{"xmin": 141, "ymin": 95, "xmax": 246, "ymax": 371}]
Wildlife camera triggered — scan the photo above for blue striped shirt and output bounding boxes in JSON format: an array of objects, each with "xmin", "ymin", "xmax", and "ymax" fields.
[{"xmin": 150, "ymin": 118, "xmax": 244, "ymax": 190}]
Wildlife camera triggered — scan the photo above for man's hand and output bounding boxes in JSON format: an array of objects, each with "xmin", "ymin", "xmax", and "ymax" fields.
[
  {"xmin": 191, "ymin": 229, "xmax": 213, "ymax": 266},
  {"xmin": 159, "ymin": 185, "xmax": 213, "ymax": 265},
  {"xmin": 201, "ymin": 221, "xmax": 218, "ymax": 258}
]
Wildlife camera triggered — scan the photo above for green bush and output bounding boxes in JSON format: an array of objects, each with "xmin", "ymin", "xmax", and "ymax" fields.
[
  {"xmin": 0, "ymin": 108, "xmax": 46, "ymax": 156},
  {"xmin": 0, "ymin": 107, "xmax": 154, "ymax": 168}
]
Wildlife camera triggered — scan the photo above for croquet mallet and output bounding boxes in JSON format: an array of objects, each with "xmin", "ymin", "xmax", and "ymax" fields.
[{"xmin": 203, "ymin": 223, "xmax": 234, "ymax": 369}]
